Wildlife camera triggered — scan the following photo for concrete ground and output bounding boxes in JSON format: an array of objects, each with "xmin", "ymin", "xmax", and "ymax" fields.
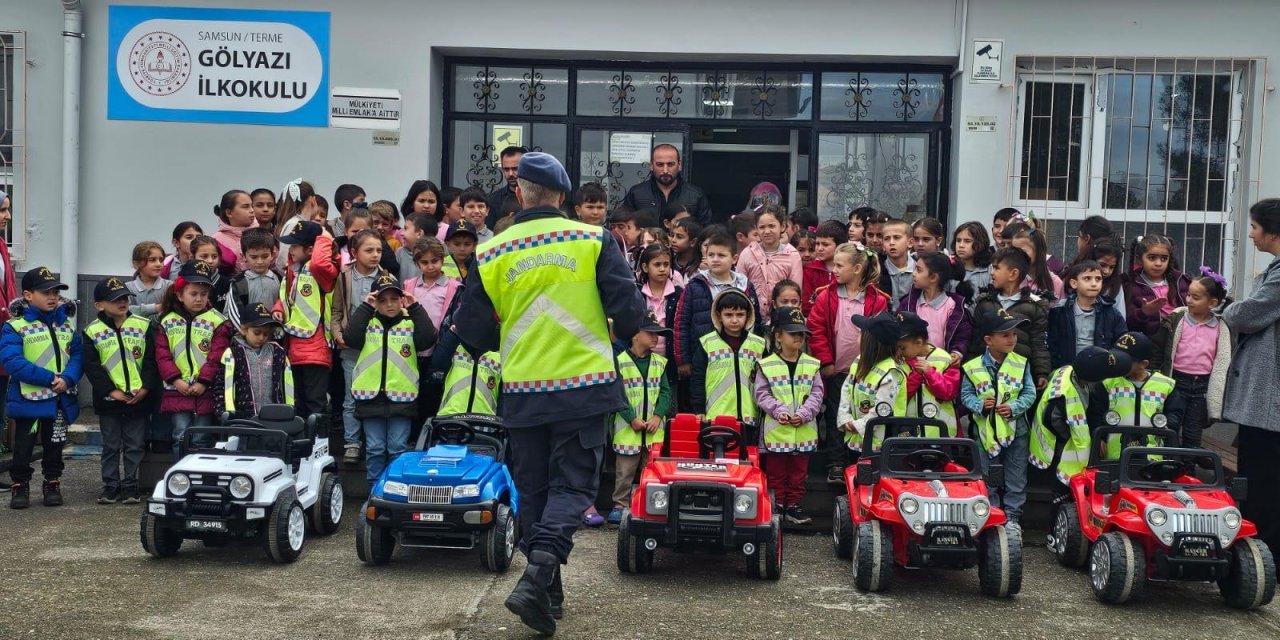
[{"xmin": 1, "ymin": 458, "xmax": 1277, "ymax": 640}]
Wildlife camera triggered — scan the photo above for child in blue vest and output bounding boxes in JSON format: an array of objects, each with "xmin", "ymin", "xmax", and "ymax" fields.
[
  {"xmin": 2, "ymin": 268, "xmax": 83, "ymax": 508},
  {"xmin": 607, "ymin": 311, "xmax": 673, "ymax": 525}
]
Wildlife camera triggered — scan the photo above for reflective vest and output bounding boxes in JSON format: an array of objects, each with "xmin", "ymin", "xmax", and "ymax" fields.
[
  {"xmin": 759, "ymin": 353, "xmax": 821, "ymax": 453},
  {"xmin": 1101, "ymin": 372, "xmax": 1176, "ymax": 457},
  {"xmin": 1031, "ymin": 366, "xmax": 1090, "ymax": 484},
  {"xmin": 220, "ymin": 345, "xmax": 294, "ymax": 414},
  {"xmin": 904, "ymin": 346, "xmax": 958, "ymax": 437},
  {"xmin": 961, "ymin": 351, "xmax": 1029, "ymax": 457},
  {"xmin": 280, "ymin": 264, "xmax": 330, "ymax": 341},
  {"xmin": 442, "ymin": 255, "xmax": 465, "ymax": 280},
  {"xmin": 845, "ymin": 357, "xmax": 908, "ymax": 452},
  {"xmin": 7, "ymin": 316, "xmax": 76, "ymax": 401},
  {"xmin": 612, "ymin": 351, "xmax": 668, "ymax": 454},
  {"xmin": 700, "ymin": 332, "xmax": 767, "ymax": 427},
  {"xmin": 352, "ymin": 317, "xmax": 420, "ymax": 402},
  {"xmin": 84, "ymin": 315, "xmax": 150, "ymax": 395},
  {"xmin": 439, "ymin": 345, "xmax": 501, "ymax": 416},
  {"xmin": 159, "ymin": 309, "xmax": 226, "ymax": 390},
  {"xmin": 476, "ymin": 217, "xmax": 614, "ymax": 394}
]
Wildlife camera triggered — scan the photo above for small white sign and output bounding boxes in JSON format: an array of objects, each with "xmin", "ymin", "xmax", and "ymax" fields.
[
  {"xmin": 970, "ymin": 39, "xmax": 1004, "ymax": 84},
  {"xmin": 372, "ymin": 130, "xmax": 400, "ymax": 146},
  {"xmin": 330, "ymin": 86, "xmax": 401, "ymax": 130},
  {"xmin": 610, "ymin": 132, "xmax": 654, "ymax": 164},
  {"xmin": 965, "ymin": 115, "xmax": 997, "ymax": 132}
]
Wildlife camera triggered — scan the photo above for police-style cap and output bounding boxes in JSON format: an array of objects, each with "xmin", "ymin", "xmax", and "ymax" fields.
[
  {"xmin": 516, "ymin": 151, "xmax": 572, "ymax": 194},
  {"xmin": 1113, "ymin": 332, "xmax": 1155, "ymax": 363},
  {"xmin": 21, "ymin": 267, "xmax": 68, "ymax": 293},
  {"xmin": 240, "ymin": 303, "xmax": 280, "ymax": 328},
  {"xmin": 446, "ymin": 219, "xmax": 479, "ymax": 241},
  {"xmin": 852, "ymin": 312, "xmax": 903, "ymax": 347},
  {"xmin": 894, "ymin": 311, "xmax": 930, "ymax": 340},
  {"xmin": 981, "ymin": 308, "xmax": 1029, "ymax": 336},
  {"xmin": 638, "ymin": 310, "xmax": 673, "ymax": 337},
  {"xmin": 771, "ymin": 307, "xmax": 810, "ymax": 334},
  {"xmin": 93, "ymin": 277, "xmax": 132, "ymax": 302},
  {"xmin": 372, "ymin": 273, "xmax": 404, "ymax": 295},
  {"xmin": 178, "ymin": 260, "xmax": 217, "ymax": 286},
  {"xmin": 280, "ymin": 220, "xmax": 322, "ymax": 247},
  {"xmin": 1073, "ymin": 346, "xmax": 1132, "ymax": 384}
]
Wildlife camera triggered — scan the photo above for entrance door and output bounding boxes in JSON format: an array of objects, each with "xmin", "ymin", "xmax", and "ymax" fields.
[
  {"xmin": 689, "ymin": 127, "xmax": 806, "ymax": 221},
  {"xmin": 575, "ymin": 127, "xmax": 689, "ymax": 210}
]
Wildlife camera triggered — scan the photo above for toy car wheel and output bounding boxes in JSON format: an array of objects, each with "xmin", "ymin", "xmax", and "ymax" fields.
[
  {"xmin": 1219, "ymin": 537, "xmax": 1278, "ymax": 610},
  {"xmin": 747, "ymin": 515, "xmax": 783, "ymax": 580},
  {"xmin": 355, "ymin": 501, "xmax": 395, "ymax": 565},
  {"xmin": 978, "ymin": 525, "xmax": 1023, "ymax": 598},
  {"xmin": 616, "ymin": 512, "xmax": 653, "ymax": 574},
  {"xmin": 852, "ymin": 521, "xmax": 893, "ymax": 592},
  {"xmin": 1050, "ymin": 502, "xmax": 1089, "ymax": 568},
  {"xmin": 1089, "ymin": 532, "xmax": 1145, "ymax": 604},
  {"xmin": 481, "ymin": 503, "xmax": 516, "ymax": 573},
  {"xmin": 263, "ymin": 493, "xmax": 306, "ymax": 563},
  {"xmin": 139, "ymin": 512, "xmax": 182, "ymax": 558},
  {"xmin": 309, "ymin": 471, "xmax": 344, "ymax": 535},
  {"xmin": 832, "ymin": 495, "xmax": 853, "ymax": 560}
]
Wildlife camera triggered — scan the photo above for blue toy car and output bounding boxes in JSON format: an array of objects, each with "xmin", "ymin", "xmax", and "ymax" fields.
[{"xmin": 356, "ymin": 414, "xmax": 519, "ymax": 572}]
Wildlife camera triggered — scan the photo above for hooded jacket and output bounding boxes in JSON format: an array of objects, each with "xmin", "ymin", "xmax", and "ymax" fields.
[
  {"xmin": 899, "ymin": 288, "xmax": 973, "ymax": 357},
  {"xmin": 1124, "ymin": 267, "xmax": 1192, "ymax": 336},
  {"xmin": 1047, "ymin": 294, "xmax": 1127, "ymax": 370},
  {"xmin": 967, "ymin": 286, "xmax": 1051, "ymax": 382},
  {"xmin": 690, "ymin": 289, "xmax": 759, "ymax": 412},
  {"xmin": 1, "ymin": 297, "xmax": 84, "ymax": 421},
  {"xmin": 736, "ymin": 241, "xmax": 804, "ymax": 317},
  {"xmin": 674, "ymin": 270, "xmax": 762, "ymax": 367}
]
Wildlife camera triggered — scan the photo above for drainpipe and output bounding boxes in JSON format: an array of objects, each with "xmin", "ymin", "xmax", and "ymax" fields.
[
  {"xmin": 951, "ymin": 0, "xmax": 969, "ymax": 80},
  {"xmin": 61, "ymin": 0, "xmax": 83, "ymax": 301}
]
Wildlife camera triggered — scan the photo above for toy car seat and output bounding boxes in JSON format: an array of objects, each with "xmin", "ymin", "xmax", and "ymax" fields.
[{"xmin": 661, "ymin": 414, "xmax": 704, "ymax": 459}]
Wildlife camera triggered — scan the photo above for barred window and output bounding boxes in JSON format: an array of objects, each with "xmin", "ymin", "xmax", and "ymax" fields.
[{"xmin": 1, "ymin": 32, "xmax": 25, "ymax": 255}]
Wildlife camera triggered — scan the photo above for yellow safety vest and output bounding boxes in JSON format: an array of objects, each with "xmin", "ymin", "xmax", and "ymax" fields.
[
  {"xmin": 961, "ymin": 351, "xmax": 1029, "ymax": 457},
  {"xmin": 1030, "ymin": 365, "xmax": 1090, "ymax": 484},
  {"xmin": 442, "ymin": 255, "xmax": 465, "ymax": 280},
  {"xmin": 280, "ymin": 265, "xmax": 330, "ymax": 341},
  {"xmin": 220, "ymin": 345, "xmax": 295, "ymax": 414},
  {"xmin": 84, "ymin": 315, "xmax": 150, "ymax": 395},
  {"xmin": 1101, "ymin": 372, "xmax": 1176, "ymax": 457},
  {"xmin": 758, "ymin": 353, "xmax": 821, "ymax": 453},
  {"xmin": 439, "ymin": 345, "xmax": 501, "ymax": 416},
  {"xmin": 904, "ymin": 346, "xmax": 958, "ymax": 437},
  {"xmin": 612, "ymin": 351, "xmax": 668, "ymax": 454},
  {"xmin": 7, "ymin": 316, "xmax": 76, "ymax": 401},
  {"xmin": 159, "ymin": 309, "xmax": 226, "ymax": 390},
  {"xmin": 845, "ymin": 357, "xmax": 907, "ymax": 452},
  {"xmin": 351, "ymin": 316, "xmax": 419, "ymax": 402},
  {"xmin": 476, "ymin": 217, "xmax": 614, "ymax": 394},
  {"xmin": 700, "ymin": 332, "xmax": 767, "ymax": 427}
]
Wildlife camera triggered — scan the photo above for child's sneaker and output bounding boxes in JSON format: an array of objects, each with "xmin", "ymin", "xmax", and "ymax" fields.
[
  {"xmin": 785, "ymin": 505, "xmax": 812, "ymax": 525},
  {"xmin": 121, "ymin": 491, "xmax": 142, "ymax": 505},
  {"xmin": 97, "ymin": 488, "xmax": 118, "ymax": 505},
  {"xmin": 343, "ymin": 444, "xmax": 361, "ymax": 464},
  {"xmin": 582, "ymin": 506, "xmax": 604, "ymax": 527},
  {"xmin": 606, "ymin": 506, "xmax": 624, "ymax": 525},
  {"xmin": 9, "ymin": 483, "xmax": 29, "ymax": 509},
  {"xmin": 42, "ymin": 480, "xmax": 63, "ymax": 507}
]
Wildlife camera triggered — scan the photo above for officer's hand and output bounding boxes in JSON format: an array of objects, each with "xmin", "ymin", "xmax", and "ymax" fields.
[
  {"xmin": 995, "ymin": 404, "xmax": 1013, "ymax": 419},
  {"xmin": 983, "ymin": 397, "xmax": 996, "ymax": 411},
  {"xmin": 108, "ymin": 389, "xmax": 130, "ymax": 402},
  {"xmin": 630, "ymin": 418, "xmax": 646, "ymax": 432},
  {"xmin": 678, "ymin": 364, "xmax": 692, "ymax": 378},
  {"xmin": 820, "ymin": 365, "xmax": 836, "ymax": 379},
  {"xmin": 50, "ymin": 377, "xmax": 67, "ymax": 394}
]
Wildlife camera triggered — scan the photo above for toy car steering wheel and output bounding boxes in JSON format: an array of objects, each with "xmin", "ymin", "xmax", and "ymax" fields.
[
  {"xmin": 902, "ymin": 448, "xmax": 952, "ymax": 472},
  {"xmin": 698, "ymin": 424, "xmax": 742, "ymax": 454},
  {"xmin": 1137, "ymin": 459, "xmax": 1187, "ymax": 482},
  {"xmin": 433, "ymin": 419, "xmax": 476, "ymax": 445}
]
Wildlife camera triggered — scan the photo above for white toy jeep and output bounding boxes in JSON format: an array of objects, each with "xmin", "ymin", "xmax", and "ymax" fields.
[{"xmin": 140, "ymin": 404, "xmax": 344, "ymax": 563}]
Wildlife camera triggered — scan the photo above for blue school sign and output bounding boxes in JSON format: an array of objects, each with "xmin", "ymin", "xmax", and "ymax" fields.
[{"xmin": 107, "ymin": 6, "xmax": 330, "ymax": 126}]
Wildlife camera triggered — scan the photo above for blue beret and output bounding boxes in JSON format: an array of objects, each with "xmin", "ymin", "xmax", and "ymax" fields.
[{"xmin": 516, "ymin": 152, "xmax": 572, "ymax": 194}]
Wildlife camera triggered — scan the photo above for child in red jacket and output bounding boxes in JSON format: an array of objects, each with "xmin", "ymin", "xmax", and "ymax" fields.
[
  {"xmin": 897, "ymin": 311, "xmax": 962, "ymax": 437},
  {"xmin": 801, "ymin": 221, "xmax": 847, "ymax": 316},
  {"xmin": 272, "ymin": 221, "xmax": 338, "ymax": 418}
]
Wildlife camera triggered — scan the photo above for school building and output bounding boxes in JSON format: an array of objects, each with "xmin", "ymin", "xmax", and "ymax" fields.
[{"xmin": 2, "ymin": 0, "xmax": 1278, "ymax": 297}]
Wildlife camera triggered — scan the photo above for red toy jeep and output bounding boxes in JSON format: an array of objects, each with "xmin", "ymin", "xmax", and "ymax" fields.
[
  {"xmin": 1050, "ymin": 425, "xmax": 1276, "ymax": 608},
  {"xmin": 832, "ymin": 403, "xmax": 1021, "ymax": 597},
  {"xmin": 616, "ymin": 414, "xmax": 781, "ymax": 580}
]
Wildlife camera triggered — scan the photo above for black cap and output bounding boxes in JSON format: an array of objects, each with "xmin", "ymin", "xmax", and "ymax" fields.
[
  {"xmin": 279, "ymin": 220, "xmax": 322, "ymax": 247},
  {"xmin": 980, "ymin": 308, "xmax": 1030, "ymax": 336},
  {"xmin": 240, "ymin": 302, "xmax": 280, "ymax": 328},
  {"xmin": 21, "ymin": 267, "xmax": 68, "ymax": 293},
  {"xmin": 178, "ymin": 259, "xmax": 217, "ymax": 286},
  {"xmin": 372, "ymin": 273, "xmax": 404, "ymax": 295},
  {"xmin": 894, "ymin": 311, "xmax": 930, "ymax": 340},
  {"xmin": 1073, "ymin": 346, "xmax": 1132, "ymax": 383},
  {"xmin": 637, "ymin": 310, "xmax": 672, "ymax": 337},
  {"xmin": 445, "ymin": 219, "xmax": 479, "ymax": 241},
  {"xmin": 93, "ymin": 277, "xmax": 132, "ymax": 302},
  {"xmin": 516, "ymin": 151, "xmax": 573, "ymax": 193},
  {"xmin": 1113, "ymin": 332, "xmax": 1155, "ymax": 363},
  {"xmin": 852, "ymin": 312, "xmax": 904, "ymax": 347},
  {"xmin": 771, "ymin": 307, "xmax": 810, "ymax": 334}
]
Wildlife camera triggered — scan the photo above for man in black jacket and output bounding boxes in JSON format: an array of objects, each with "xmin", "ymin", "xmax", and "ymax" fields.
[
  {"xmin": 485, "ymin": 145, "xmax": 525, "ymax": 229},
  {"xmin": 622, "ymin": 144, "xmax": 713, "ymax": 225}
]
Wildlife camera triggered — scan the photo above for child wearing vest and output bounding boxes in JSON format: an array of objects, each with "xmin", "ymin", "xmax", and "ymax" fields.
[
  {"xmin": 2, "ymin": 268, "xmax": 83, "ymax": 509},
  {"xmin": 837, "ymin": 312, "xmax": 909, "ymax": 456},
  {"xmin": 895, "ymin": 310, "xmax": 961, "ymax": 437},
  {"xmin": 754, "ymin": 307, "xmax": 824, "ymax": 525},
  {"xmin": 330, "ymin": 228, "xmax": 392, "ymax": 463},
  {"xmin": 691, "ymin": 289, "xmax": 766, "ymax": 443},
  {"xmin": 438, "ymin": 343, "xmax": 501, "ymax": 416},
  {"xmin": 608, "ymin": 310, "xmax": 673, "ymax": 525},
  {"xmin": 959, "ymin": 309, "xmax": 1038, "ymax": 530},
  {"xmin": 214, "ymin": 303, "xmax": 294, "ymax": 421},
  {"xmin": 83, "ymin": 277, "xmax": 158, "ymax": 505},
  {"xmin": 1151, "ymin": 272, "xmax": 1232, "ymax": 450},
  {"xmin": 273, "ymin": 220, "xmax": 338, "ymax": 422},
  {"xmin": 1030, "ymin": 346, "xmax": 1131, "ymax": 486},
  {"xmin": 1102, "ymin": 332, "xmax": 1186, "ymax": 454},
  {"xmin": 343, "ymin": 274, "xmax": 436, "ymax": 482},
  {"xmin": 156, "ymin": 260, "xmax": 233, "ymax": 457},
  {"xmin": 406, "ymin": 238, "xmax": 461, "ymax": 424}
]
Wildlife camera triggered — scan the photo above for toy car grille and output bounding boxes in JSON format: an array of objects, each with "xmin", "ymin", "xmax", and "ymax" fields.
[
  {"xmin": 921, "ymin": 500, "xmax": 969, "ymax": 523},
  {"xmin": 1172, "ymin": 511, "xmax": 1220, "ymax": 536},
  {"xmin": 407, "ymin": 485, "xmax": 453, "ymax": 505},
  {"xmin": 187, "ymin": 473, "xmax": 231, "ymax": 488}
]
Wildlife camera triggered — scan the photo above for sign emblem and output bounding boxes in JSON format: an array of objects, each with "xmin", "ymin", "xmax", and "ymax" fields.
[{"xmin": 128, "ymin": 32, "xmax": 191, "ymax": 96}]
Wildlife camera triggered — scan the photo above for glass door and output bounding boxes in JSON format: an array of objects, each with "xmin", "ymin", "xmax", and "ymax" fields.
[
  {"xmin": 576, "ymin": 127, "xmax": 690, "ymax": 209},
  {"xmin": 814, "ymin": 131, "xmax": 934, "ymax": 222}
]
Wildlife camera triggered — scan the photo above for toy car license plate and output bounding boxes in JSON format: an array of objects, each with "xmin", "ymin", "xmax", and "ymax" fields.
[
  {"xmin": 412, "ymin": 512, "xmax": 444, "ymax": 522},
  {"xmin": 1176, "ymin": 538, "xmax": 1214, "ymax": 558},
  {"xmin": 928, "ymin": 525, "xmax": 965, "ymax": 546},
  {"xmin": 186, "ymin": 518, "xmax": 227, "ymax": 533}
]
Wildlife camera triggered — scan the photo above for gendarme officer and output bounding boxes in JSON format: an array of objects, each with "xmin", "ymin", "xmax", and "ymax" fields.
[{"xmin": 455, "ymin": 152, "xmax": 645, "ymax": 636}]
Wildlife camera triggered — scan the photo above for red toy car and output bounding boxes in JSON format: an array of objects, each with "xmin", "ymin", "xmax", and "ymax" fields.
[
  {"xmin": 616, "ymin": 414, "xmax": 781, "ymax": 580},
  {"xmin": 1050, "ymin": 425, "xmax": 1276, "ymax": 608},
  {"xmin": 832, "ymin": 403, "xmax": 1021, "ymax": 597}
]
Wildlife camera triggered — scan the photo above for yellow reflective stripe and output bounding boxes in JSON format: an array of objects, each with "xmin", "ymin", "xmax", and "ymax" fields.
[
  {"xmin": 222, "ymin": 350, "xmax": 236, "ymax": 413},
  {"xmin": 502, "ymin": 294, "xmax": 612, "ymax": 367}
]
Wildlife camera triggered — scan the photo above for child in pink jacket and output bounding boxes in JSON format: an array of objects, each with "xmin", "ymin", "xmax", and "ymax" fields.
[{"xmin": 737, "ymin": 205, "xmax": 804, "ymax": 317}]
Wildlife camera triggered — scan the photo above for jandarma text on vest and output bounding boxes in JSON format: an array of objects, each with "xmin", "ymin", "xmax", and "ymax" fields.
[{"xmin": 505, "ymin": 252, "xmax": 578, "ymax": 284}]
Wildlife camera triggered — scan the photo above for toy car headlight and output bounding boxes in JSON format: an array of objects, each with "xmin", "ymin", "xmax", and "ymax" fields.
[
  {"xmin": 972, "ymin": 499, "xmax": 990, "ymax": 518},
  {"xmin": 900, "ymin": 497, "xmax": 919, "ymax": 515},
  {"xmin": 1147, "ymin": 508, "xmax": 1168, "ymax": 527},
  {"xmin": 1152, "ymin": 413, "xmax": 1168, "ymax": 429},
  {"xmin": 875, "ymin": 402, "xmax": 893, "ymax": 417},
  {"xmin": 453, "ymin": 485, "xmax": 480, "ymax": 499},
  {"xmin": 383, "ymin": 481, "xmax": 409, "ymax": 497},
  {"xmin": 1105, "ymin": 411, "xmax": 1121, "ymax": 426},
  {"xmin": 229, "ymin": 475, "xmax": 253, "ymax": 500},
  {"xmin": 922, "ymin": 403, "xmax": 938, "ymax": 419},
  {"xmin": 1224, "ymin": 510, "xmax": 1241, "ymax": 529},
  {"xmin": 167, "ymin": 473, "xmax": 190, "ymax": 496},
  {"xmin": 647, "ymin": 485, "xmax": 669, "ymax": 514}
]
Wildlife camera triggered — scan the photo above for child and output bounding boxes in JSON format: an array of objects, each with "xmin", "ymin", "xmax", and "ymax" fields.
[
  {"xmin": 331, "ymin": 183, "xmax": 367, "ymax": 236},
  {"xmin": 574, "ymin": 182, "xmax": 609, "ymax": 227},
  {"xmin": 331, "ymin": 228, "xmax": 391, "ymax": 463},
  {"xmin": 788, "ymin": 207, "xmax": 818, "ymax": 243},
  {"xmin": 608, "ymin": 209, "xmax": 645, "ymax": 251},
  {"xmin": 662, "ymin": 201, "xmax": 692, "ymax": 230},
  {"xmin": 738, "ymin": 205, "xmax": 804, "ymax": 317},
  {"xmin": 1079, "ymin": 238, "xmax": 1128, "ymax": 320},
  {"xmin": 225, "ymin": 227, "xmax": 281, "ymax": 331},
  {"xmin": 1073, "ymin": 216, "xmax": 1114, "ymax": 269},
  {"xmin": 808, "ymin": 242, "xmax": 889, "ymax": 482},
  {"xmin": 958, "ymin": 309, "xmax": 1037, "ymax": 530},
  {"xmin": 609, "ymin": 310, "xmax": 674, "ymax": 525},
  {"xmin": 1048, "ymin": 261, "xmax": 1126, "ymax": 369},
  {"xmin": 968, "ymin": 247, "xmax": 1051, "ymax": 389},
  {"xmin": 911, "ymin": 217, "xmax": 946, "ymax": 256},
  {"xmin": 156, "ymin": 260, "xmax": 233, "ymax": 457},
  {"xmin": 275, "ymin": 179, "xmax": 319, "ymax": 270},
  {"xmin": 894, "ymin": 311, "xmax": 961, "ymax": 432},
  {"xmin": 674, "ymin": 233, "xmax": 763, "ymax": 380},
  {"xmin": 189, "ymin": 235, "xmax": 233, "ymax": 327},
  {"xmin": 691, "ymin": 289, "xmax": 766, "ymax": 443},
  {"xmin": 443, "ymin": 220, "xmax": 479, "ymax": 280},
  {"xmin": 162, "ymin": 221, "xmax": 203, "ymax": 280},
  {"xmin": 878, "ymin": 218, "xmax": 914, "ymax": 310},
  {"xmin": 991, "ymin": 208, "xmax": 1018, "ymax": 249},
  {"xmin": 460, "ymin": 188, "xmax": 494, "ymax": 244},
  {"xmin": 729, "ymin": 210, "xmax": 759, "ymax": 252},
  {"xmin": 952, "ymin": 221, "xmax": 994, "ymax": 306},
  {"xmin": 849, "ymin": 206, "xmax": 878, "ymax": 246},
  {"xmin": 2, "ymin": 268, "xmax": 82, "ymax": 508},
  {"xmin": 1124, "ymin": 233, "xmax": 1191, "ymax": 335},
  {"xmin": 313, "ymin": 195, "xmax": 331, "ymax": 225},
  {"xmin": 900, "ymin": 251, "xmax": 970, "ymax": 363},
  {"xmin": 754, "ymin": 307, "xmax": 824, "ymax": 525},
  {"xmin": 1004, "ymin": 222, "xmax": 1064, "ymax": 303},
  {"xmin": 860, "ymin": 208, "xmax": 888, "ymax": 251},
  {"xmin": 274, "ymin": 220, "xmax": 338, "ymax": 420},
  {"xmin": 639, "ymin": 244, "xmax": 682, "ymax": 360},
  {"xmin": 770, "ymin": 280, "xmax": 802, "ymax": 313},
  {"xmin": 251, "ymin": 187, "xmax": 278, "ymax": 228},
  {"xmin": 126, "ymin": 240, "xmax": 172, "ymax": 319},
  {"xmin": 340, "ymin": 209, "xmax": 374, "ymax": 267},
  {"xmin": 1100, "ymin": 332, "xmax": 1186, "ymax": 455},
  {"xmin": 397, "ymin": 213, "xmax": 432, "ymax": 284},
  {"xmin": 370, "ymin": 202, "xmax": 403, "ymax": 253},
  {"xmin": 211, "ymin": 189, "xmax": 257, "ymax": 275},
  {"xmin": 802, "ymin": 220, "xmax": 847, "ymax": 315},
  {"xmin": 408, "ymin": 238, "xmax": 461, "ymax": 350},
  {"xmin": 84, "ymin": 277, "xmax": 158, "ymax": 504},
  {"xmin": 791, "ymin": 229, "xmax": 816, "ymax": 264},
  {"xmin": 1030, "ymin": 346, "xmax": 1130, "ymax": 484},
  {"xmin": 670, "ymin": 217, "xmax": 703, "ymax": 280},
  {"xmin": 215, "ymin": 303, "xmax": 293, "ymax": 421},
  {"xmin": 400, "ymin": 179, "xmax": 441, "ymax": 220},
  {"xmin": 1152, "ymin": 271, "xmax": 1230, "ymax": 450},
  {"xmin": 343, "ymin": 274, "xmax": 436, "ymax": 484},
  {"xmin": 837, "ymin": 312, "xmax": 907, "ymax": 454}
]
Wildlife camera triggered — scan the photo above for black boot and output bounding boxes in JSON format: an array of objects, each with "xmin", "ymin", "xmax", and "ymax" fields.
[
  {"xmin": 504, "ymin": 549, "xmax": 557, "ymax": 636},
  {"xmin": 548, "ymin": 565, "xmax": 564, "ymax": 620},
  {"xmin": 42, "ymin": 480, "xmax": 63, "ymax": 507},
  {"xmin": 10, "ymin": 482, "xmax": 29, "ymax": 509}
]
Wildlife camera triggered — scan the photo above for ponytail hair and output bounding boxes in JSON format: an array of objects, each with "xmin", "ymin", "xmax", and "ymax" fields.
[
  {"xmin": 214, "ymin": 189, "xmax": 249, "ymax": 224},
  {"xmin": 915, "ymin": 251, "xmax": 953, "ymax": 289},
  {"xmin": 911, "ymin": 216, "xmax": 946, "ymax": 245},
  {"xmin": 274, "ymin": 179, "xmax": 316, "ymax": 237},
  {"xmin": 1004, "ymin": 222, "xmax": 1053, "ymax": 292},
  {"xmin": 1129, "ymin": 232, "xmax": 1177, "ymax": 275},
  {"xmin": 834, "ymin": 241, "xmax": 880, "ymax": 291}
]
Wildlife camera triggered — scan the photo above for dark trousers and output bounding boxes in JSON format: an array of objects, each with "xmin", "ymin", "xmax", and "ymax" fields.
[
  {"xmin": 10, "ymin": 418, "xmax": 65, "ymax": 485},
  {"xmin": 293, "ymin": 364, "xmax": 331, "ymax": 419},
  {"xmin": 101, "ymin": 413, "xmax": 146, "ymax": 493},
  {"xmin": 1172, "ymin": 371, "xmax": 1210, "ymax": 449},
  {"xmin": 820, "ymin": 374, "xmax": 848, "ymax": 472},
  {"xmin": 763, "ymin": 451, "xmax": 811, "ymax": 506},
  {"xmin": 1238, "ymin": 425, "xmax": 1280, "ymax": 553},
  {"xmin": 506, "ymin": 414, "xmax": 606, "ymax": 563}
]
